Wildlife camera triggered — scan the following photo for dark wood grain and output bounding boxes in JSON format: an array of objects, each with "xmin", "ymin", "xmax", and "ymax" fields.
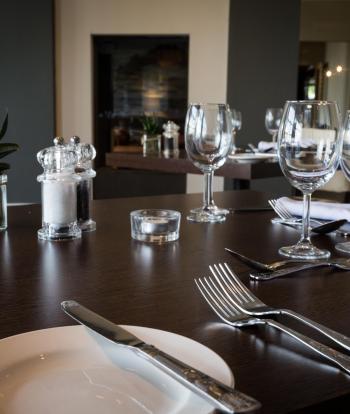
[
  {"xmin": 1, "ymin": 191, "xmax": 350, "ymax": 413},
  {"xmin": 105, "ymin": 151, "xmax": 282, "ymax": 180}
]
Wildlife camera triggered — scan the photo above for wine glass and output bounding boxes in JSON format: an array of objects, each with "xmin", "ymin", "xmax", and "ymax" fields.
[
  {"xmin": 335, "ymin": 110, "xmax": 350, "ymax": 253},
  {"xmin": 278, "ymin": 100, "xmax": 342, "ymax": 259},
  {"xmin": 265, "ymin": 108, "xmax": 283, "ymax": 142},
  {"xmin": 185, "ymin": 103, "xmax": 233, "ymax": 222},
  {"xmin": 231, "ymin": 109, "xmax": 242, "ymax": 154}
]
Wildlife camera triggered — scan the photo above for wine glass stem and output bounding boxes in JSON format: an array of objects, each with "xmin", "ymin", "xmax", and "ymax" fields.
[
  {"xmin": 301, "ymin": 193, "xmax": 311, "ymax": 243},
  {"xmin": 203, "ymin": 171, "xmax": 215, "ymax": 210}
]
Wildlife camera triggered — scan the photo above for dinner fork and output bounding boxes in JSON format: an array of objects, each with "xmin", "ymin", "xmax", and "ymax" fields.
[
  {"xmin": 209, "ymin": 262, "xmax": 350, "ymax": 352},
  {"xmin": 195, "ymin": 269, "xmax": 350, "ymax": 375}
]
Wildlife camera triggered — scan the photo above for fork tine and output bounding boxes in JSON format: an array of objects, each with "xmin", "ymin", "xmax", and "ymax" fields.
[
  {"xmin": 202, "ymin": 276, "xmax": 242, "ymax": 317},
  {"xmin": 269, "ymin": 199, "xmax": 284, "ymax": 219},
  {"xmin": 275, "ymin": 200, "xmax": 294, "ymax": 219},
  {"xmin": 210, "ymin": 264, "xmax": 247, "ymax": 304},
  {"xmin": 269, "ymin": 198, "xmax": 293, "ymax": 220},
  {"xmin": 222, "ymin": 263, "xmax": 260, "ymax": 303},
  {"xmin": 195, "ymin": 278, "xmax": 231, "ymax": 320}
]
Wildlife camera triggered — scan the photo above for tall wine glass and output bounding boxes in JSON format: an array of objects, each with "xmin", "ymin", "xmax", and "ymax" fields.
[
  {"xmin": 335, "ymin": 110, "xmax": 350, "ymax": 253},
  {"xmin": 185, "ymin": 103, "xmax": 233, "ymax": 222},
  {"xmin": 265, "ymin": 108, "xmax": 283, "ymax": 142},
  {"xmin": 231, "ymin": 109, "xmax": 242, "ymax": 154},
  {"xmin": 278, "ymin": 100, "xmax": 342, "ymax": 259}
]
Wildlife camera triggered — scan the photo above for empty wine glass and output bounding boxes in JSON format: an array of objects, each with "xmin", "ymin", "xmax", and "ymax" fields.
[
  {"xmin": 231, "ymin": 109, "xmax": 242, "ymax": 154},
  {"xmin": 335, "ymin": 110, "xmax": 350, "ymax": 253},
  {"xmin": 185, "ymin": 103, "xmax": 233, "ymax": 222},
  {"xmin": 278, "ymin": 100, "xmax": 342, "ymax": 259},
  {"xmin": 265, "ymin": 107, "xmax": 283, "ymax": 142}
]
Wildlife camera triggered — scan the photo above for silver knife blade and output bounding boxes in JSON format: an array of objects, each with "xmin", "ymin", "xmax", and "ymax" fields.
[{"xmin": 61, "ymin": 300, "xmax": 261, "ymax": 414}]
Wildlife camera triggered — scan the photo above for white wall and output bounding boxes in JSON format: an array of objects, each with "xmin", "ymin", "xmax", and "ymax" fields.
[{"xmin": 55, "ymin": 0, "xmax": 230, "ymax": 193}]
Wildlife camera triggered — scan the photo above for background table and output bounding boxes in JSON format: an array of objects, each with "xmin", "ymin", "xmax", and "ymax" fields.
[
  {"xmin": 2, "ymin": 191, "xmax": 350, "ymax": 413},
  {"xmin": 105, "ymin": 151, "xmax": 282, "ymax": 190}
]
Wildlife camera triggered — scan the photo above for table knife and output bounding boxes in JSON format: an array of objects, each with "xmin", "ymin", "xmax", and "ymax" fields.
[{"xmin": 61, "ymin": 300, "xmax": 261, "ymax": 414}]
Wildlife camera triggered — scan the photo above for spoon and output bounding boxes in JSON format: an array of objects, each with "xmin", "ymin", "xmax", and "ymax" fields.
[{"xmin": 250, "ymin": 258, "xmax": 350, "ymax": 281}]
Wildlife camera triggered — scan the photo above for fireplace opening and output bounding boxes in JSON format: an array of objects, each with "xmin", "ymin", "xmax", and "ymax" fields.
[{"xmin": 93, "ymin": 35, "xmax": 189, "ymax": 167}]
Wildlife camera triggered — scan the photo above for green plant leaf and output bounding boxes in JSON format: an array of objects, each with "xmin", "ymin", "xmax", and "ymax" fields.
[
  {"xmin": 0, "ymin": 143, "xmax": 19, "ymax": 159},
  {"xmin": 0, "ymin": 162, "xmax": 10, "ymax": 172},
  {"xmin": 0, "ymin": 112, "xmax": 8, "ymax": 140}
]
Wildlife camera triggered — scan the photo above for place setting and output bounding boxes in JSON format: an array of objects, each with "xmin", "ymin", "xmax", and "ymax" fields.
[{"xmin": 190, "ymin": 100, "xmax": 350, "ymax": 392}]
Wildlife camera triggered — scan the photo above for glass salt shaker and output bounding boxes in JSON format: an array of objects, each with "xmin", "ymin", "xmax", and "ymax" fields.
[
  {"xmin": 37, "ymin": 137, "xmax": 81, "ymax": 240},
  {"xmin": 162, "ymin": 121, "xmax": 180, "ymax": 157},
  {"xmin": 68, "ymin": 136, "xmax": 96, "ymax": 232}
]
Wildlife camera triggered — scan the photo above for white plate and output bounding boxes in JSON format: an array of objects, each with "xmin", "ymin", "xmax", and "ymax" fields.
[
  {"xmin": 229, "ymin": 152, "xmax": 278, "ymax": 163},
  {"xmin": 0, "ymin": 325, "xmax": 233, "ymax": 414}
]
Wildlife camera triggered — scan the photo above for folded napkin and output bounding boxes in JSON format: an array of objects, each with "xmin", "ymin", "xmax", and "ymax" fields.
[
  {"xmin": 277, "ymin": 197, "xmax": 350, "ymax": 221},
  {"xmin": 258, "ymin": 141, "xmax": 277, "ymax": 153}
]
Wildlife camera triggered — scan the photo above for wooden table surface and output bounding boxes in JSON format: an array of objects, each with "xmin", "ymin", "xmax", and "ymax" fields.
[
  {"xmin": 105, "ymin": 150, "xmax": 282, "ymax": 181},
  {"xmin": 2, "ymin": 191, "xmax": 350, "ymax": 413}
]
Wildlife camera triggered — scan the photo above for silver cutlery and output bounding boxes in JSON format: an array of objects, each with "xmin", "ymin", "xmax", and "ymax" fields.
[
  {"xmin": 225, "ymin": 248, "xmax": 318, "ymax": 272},
  {"xmin": 250, "ymin": 258, "xmax": 350, "ymax": 281},
  {"xmin": 269, "ymin": 198, "xmax": 349, "ymax": 236},
  {"xmin": 208, "ymin": 262, "xmax": 350, "ymax": 352},
  {"xmin": 280, "ymin": 218, "xmax": 347, "ymax": 235},
  {"xmin": 61, "ymin": 300, "xmax": 261, "ymax": 414},
  {"xmin": 195, "ymin": 265, "xmax": 350, "ymax": 375}
]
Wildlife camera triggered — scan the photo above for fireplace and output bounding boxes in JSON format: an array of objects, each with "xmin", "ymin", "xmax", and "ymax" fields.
[{"xmin": 93, "ymin": 35, "xmax": 189, "ymax": 167}]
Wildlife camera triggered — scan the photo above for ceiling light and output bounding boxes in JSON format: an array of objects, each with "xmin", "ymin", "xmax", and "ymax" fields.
[{"xmin": 336, "ymin": 65, "xmax": 343, "ymax": 73}]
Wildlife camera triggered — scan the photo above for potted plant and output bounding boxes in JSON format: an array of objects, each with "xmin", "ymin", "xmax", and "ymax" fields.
[
  {"xmin": 0, "ymin": 112, "xmax": 19, "ymax": 230},
  {"xmin": 141, "ymin": 114, "xmax": 161, "ymax": 156}
]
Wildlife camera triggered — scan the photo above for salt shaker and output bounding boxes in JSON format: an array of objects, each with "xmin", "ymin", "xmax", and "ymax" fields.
[
  {"xmin": 37, "ymin": 137, "xmax": 81, "ymax": 240},
  {"xmin": 68, "ymin": 136, "xmax": 96, "ymax": 231},
  {"xmin": 162, "ymin": 121, "xmax": 180, "ymax": 157}
]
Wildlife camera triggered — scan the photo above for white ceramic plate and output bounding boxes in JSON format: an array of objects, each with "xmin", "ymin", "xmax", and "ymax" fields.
[
  {"xmin": 229, "ymin": 152, "xmax": 277, "ymax": 163},
  {"xmin": 0, "ymin": 325, "xmax": 233, "ymax": 414}
]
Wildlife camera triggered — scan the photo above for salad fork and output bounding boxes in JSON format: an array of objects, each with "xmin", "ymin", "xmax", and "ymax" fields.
[
  {"xmin": 209, "ymin": 262, "xmax": 350, "ymax": 352},
  {"xmin": 195, "ymin": 269, "xmax": 350, "ymax": 375}
]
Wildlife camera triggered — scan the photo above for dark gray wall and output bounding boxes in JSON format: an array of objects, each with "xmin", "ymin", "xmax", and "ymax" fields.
[
  {"xmin": 227, "ymin": 0, "xmax": 300, "ymax": 196},
  {"xmin": 0, "ymin": 0, "xmax": 55, "ymax": 203},
  {"xmin": 227, "ymin": 0, "xmax": 300, "ymax": 146}
]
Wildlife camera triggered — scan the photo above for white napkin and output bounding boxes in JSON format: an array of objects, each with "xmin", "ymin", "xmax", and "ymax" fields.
[
  {"xmin": 277, "ymin": 197, "xmax": 350, "ymax": 221},
  {"xmin": 258, "ymin": 141, "xmax": 277, "ymax": 152}
]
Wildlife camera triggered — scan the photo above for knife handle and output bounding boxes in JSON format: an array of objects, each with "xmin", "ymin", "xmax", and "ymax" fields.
[{"xmin": 137, "ymin": 343, "xmax": 261, "ymax": 413}]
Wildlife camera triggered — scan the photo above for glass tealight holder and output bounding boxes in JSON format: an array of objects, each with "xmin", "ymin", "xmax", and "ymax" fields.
[{"xmin": 130, "ymin": 209, "xmax": 181, "ymax": 243}]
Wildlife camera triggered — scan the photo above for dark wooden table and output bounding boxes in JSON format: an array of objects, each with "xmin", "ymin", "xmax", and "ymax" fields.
[
  {"xmin": 105, "ymin": 151, "xmax": 282, "ymax": 189},
  {"xmin": 2, "ymin": 191, "xmax": 350, "ymax": 413}
]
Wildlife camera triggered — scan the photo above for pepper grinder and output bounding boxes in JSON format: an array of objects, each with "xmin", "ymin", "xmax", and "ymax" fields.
[
  {"xmin": 69, "ymin": 136, "xmax": 96, "ymax": 232},
  {"xmin": 37, "ymin": 137, "xmax": 81, "ymax": 240},
  {"xmin": 162, "ymin": 121, "xmax": 180, "ymax": 157}
]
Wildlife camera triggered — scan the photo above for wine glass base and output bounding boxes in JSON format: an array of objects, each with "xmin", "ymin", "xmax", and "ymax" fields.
[
  {"xmin": 187, "ymin": 208, "xmax": 226, "ymax": 223},
  {"xmin": 190, "ymin": 206, "xmax": 229, "ymax": 216},
  {"xmin": 335, "ymin": 242, "xmax": 350, "ymax": 254},
  {"xmin": 279, "ymin": 243, "xmax": 330, "ymax": 260}
]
